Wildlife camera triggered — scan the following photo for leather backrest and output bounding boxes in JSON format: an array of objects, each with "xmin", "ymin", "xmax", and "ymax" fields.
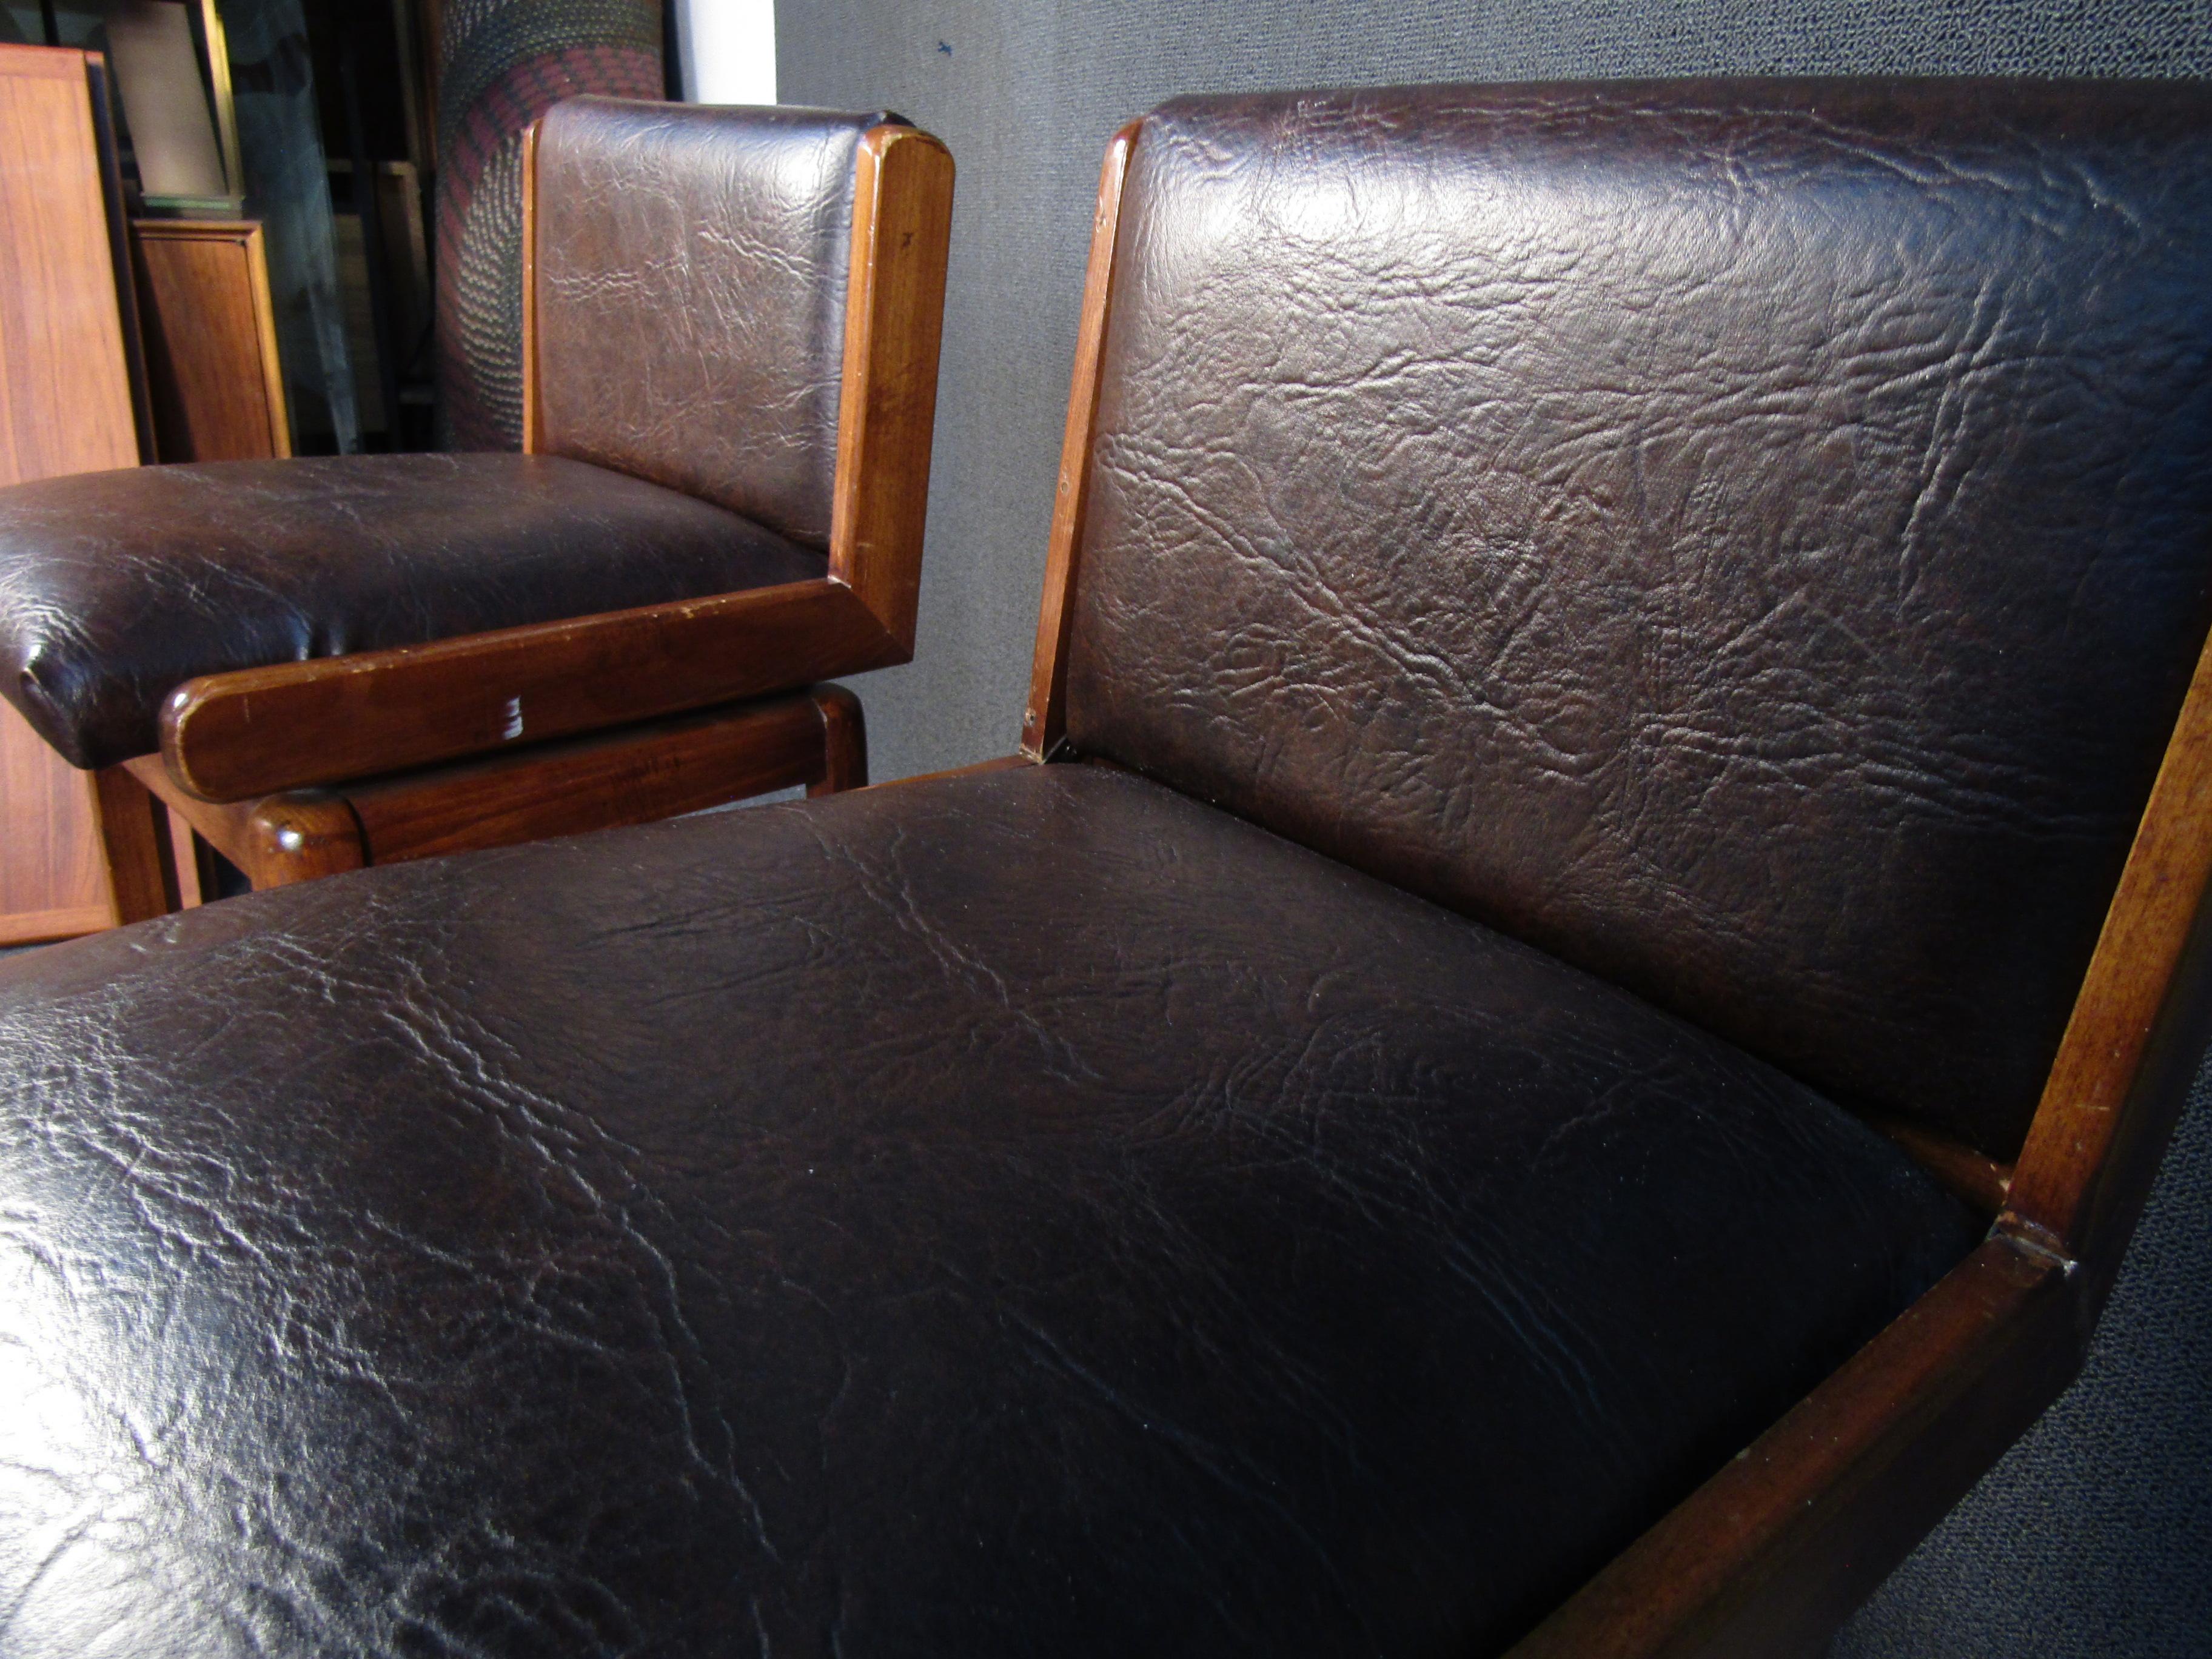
[
  {"xmin": 1063, "ymin": 81, "xmax": 2212, "ymax": 1159},
  {"xmin": 531, "ymin": 98, "xmax": 897, "ymax": 550}
]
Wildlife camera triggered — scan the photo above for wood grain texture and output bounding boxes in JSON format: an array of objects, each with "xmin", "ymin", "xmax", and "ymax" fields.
[
  {"xmin": 126, "ymin": 753, "xmax": 255, "ymax": 858},
  {"xmin": 84, "ymin": 53, "xmax": 155, "ymax": 465},
  {"xmin": 0, "ymin": 904, "xmax": 112, "ymax": 948},
  {"xmin": 2006, "ymin": 621, "xmax": 2212, "ymax": 1273},
  {"xmin": 132, "ymin": 219, "xmax": 290, "ymax": 460},
  {"xmin": 807, "ymin": 683, "xmax": 867, "ymax": 796},
  {"xmin": 0, "ymin": 702, "xmax": 105, "ymax": 924},
  {"xmin": 1506, "ymin": 1239, "xmax": 2080, "ymax": 1659},
  {"xmin": 1021, "ymin": 121, "xmax": 1139, "ymax": 761},
  {"xmin": 828, "ymin": 124, "xmax": 955, "ymax": 652},
  {"xmin": 87, "ymin": 764, "xmax": 179, "ymax": 923},
  {"xmin": 0, "ymin": 45, "xmax": 149, "ymax": 944},
  {"xmin": 341, "ymin": 693, "xmax": 831, "ymax": 864},
  {"xmin": 0, "ymin": 47, "xmax": 139, "ymax": 484},
  {"xmin": 167, "ymin": 813, "xmax": 209, "ymax": 908},
  {"xmin": 128, "ymin": 755, "xmax": 362, "ymax": 889},
  {"xmin": 159, "ymin": 577, "xmax": 902, "ymax": 802},
  {"xmin": 136, "ymin": 692, "xmax": 850, "ymax": 879},
  {"xmin": 235, "ymin": 795, "xmax": 366, "ymax": 886}
]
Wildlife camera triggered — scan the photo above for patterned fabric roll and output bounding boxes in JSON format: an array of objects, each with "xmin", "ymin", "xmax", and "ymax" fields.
[{"xmin": 435, "ymin": 0, "xmax": 663, "ymax": 451}]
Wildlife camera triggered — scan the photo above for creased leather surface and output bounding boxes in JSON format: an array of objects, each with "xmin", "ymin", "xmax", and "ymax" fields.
[
  {"xmin": 0, "ymin": 764, "xmax": 1975, "ymax": 1658},
  {"xmin": 0, "ymin": 452, "xmax": 825, "ymax": 768},
  {"xmin": 532, "ymin": 98, "xmax": 897, "ymax": 549},
  {"xmin": 1063, "ymin": 81, "xmax": 2212, "ymax": 1160}
]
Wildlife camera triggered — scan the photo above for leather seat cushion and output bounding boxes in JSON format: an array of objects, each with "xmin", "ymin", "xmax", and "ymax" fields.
[
  {"xmin": 0, "ymin": 452, "xmax": 827, "ymax": 768},
  {"xmin": 1063, "ymin": 81, "xmax": 2212, "ymax": 1161},
  {"xmin": 0, "ymin": 764, "xmax": 1978, "ymax": 1657}
]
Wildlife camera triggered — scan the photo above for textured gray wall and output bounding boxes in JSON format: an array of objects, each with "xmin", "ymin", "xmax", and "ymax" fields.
[{"xmin": 779, "ymin": 2, "xmax": 2212, "ymax": 1652}]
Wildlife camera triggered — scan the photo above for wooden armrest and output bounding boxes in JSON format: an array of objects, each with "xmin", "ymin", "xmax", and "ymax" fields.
[{"xmin": 160, "ymin": 577, "xmax": 901, "ymax": 802}]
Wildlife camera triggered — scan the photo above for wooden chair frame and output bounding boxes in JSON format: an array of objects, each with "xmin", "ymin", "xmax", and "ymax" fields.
[
  {"xmin": 986, "ymin": 119, "xmax": 2212, "ymax": 1657},
  {"xmin": 88, "ymin": 118, "xmax": 951, "ymax": 913},
  {"xmin": 95, "ymin": 685, "xmax": 865, "ymax": 913}
]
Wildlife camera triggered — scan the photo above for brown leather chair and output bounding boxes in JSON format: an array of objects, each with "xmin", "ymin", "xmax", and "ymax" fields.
[
  {"xmin": 2, "ymin": 79, "xmax": 2207, "ymax": 1658},
  {"xmin": 0, "ymin": 96, "xmax": 952, "ymax": 911}
]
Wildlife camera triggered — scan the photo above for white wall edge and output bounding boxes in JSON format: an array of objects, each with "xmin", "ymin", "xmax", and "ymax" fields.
[{"xmin": 674, "ymin": 0, "xmax": 778, "ymax": 105}]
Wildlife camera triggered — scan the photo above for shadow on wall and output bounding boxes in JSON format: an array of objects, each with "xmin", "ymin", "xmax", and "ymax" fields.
[{"xmin": 774, "ymin": 4, "xmax": 2212, "ymax": 1657}]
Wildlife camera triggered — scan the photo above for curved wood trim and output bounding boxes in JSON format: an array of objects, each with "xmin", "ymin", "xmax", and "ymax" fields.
[
  {"xmin": 1021, "ymin": 118, "xmax": 1141, "ymax": 762},
  {"xmin": 134, "ymin": 696, "xmax": 841, "ymax": 876},
  {"xmin": 241, "ymin": 792, "xmax": 367, "ymax": 886}
]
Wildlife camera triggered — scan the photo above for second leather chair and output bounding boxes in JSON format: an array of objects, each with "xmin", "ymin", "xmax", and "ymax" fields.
[{"xmin": 0, "ymin": 96, "xmax": 953, "ymax": 913}]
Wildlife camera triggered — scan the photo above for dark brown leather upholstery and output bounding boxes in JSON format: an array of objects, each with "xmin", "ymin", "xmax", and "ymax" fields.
[
  {"xmin": 0, "ymin": 454, "xmax": 823, "ymax": 768},
  {"xmin": 532, "ymin": 98, "xmax": 899, "ymax": 550},
  {"xmin": 1064, "ymin": 80, "xmax": 2212, "ymax": 1159},
  {"xmin": 0, "ymin": 78, "xmax": 2193, "ymax": 1659},
  {"xmin": 0, "ymin": 98, "xmax": 904, "ymax": 773},
  {"xmin": 0, "ymin": 764, "xmax": 1977, "ymax": 1658}
]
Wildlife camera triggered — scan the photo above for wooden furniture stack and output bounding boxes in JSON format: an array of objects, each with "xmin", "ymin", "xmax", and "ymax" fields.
[{"xmin": 0, "ymin": 44, "xmax": 149, "ymax": 946}]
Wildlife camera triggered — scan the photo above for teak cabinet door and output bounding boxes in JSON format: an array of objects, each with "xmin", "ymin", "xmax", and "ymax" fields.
[
  {"xmin": 0, "ymin": 44, "xmax": 148, "ymax": 945},
  {"xmin": 132, "ymin": 218, "xmax": 290, "ymax": 462}
]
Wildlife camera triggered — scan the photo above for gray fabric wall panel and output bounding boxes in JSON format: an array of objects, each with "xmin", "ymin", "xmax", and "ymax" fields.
[{"xmin": 778, "ymin": 2, "xmax": 2212, "ymax": 1654}]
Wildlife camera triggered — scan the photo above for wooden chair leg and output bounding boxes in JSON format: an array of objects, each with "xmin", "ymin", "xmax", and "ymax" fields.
[
  {"xmin": 87, "ymin": 764, "xmax": 180, "ymax": 925},
  {"xmin": 240, "ymin": 794, "xmax": 367, "ymax": 888},
  {"xmin": 164, "ymin": 811, "xmax": 212, "ymax": 908},
  {"xmin": 809, "ymin": 685, "xmax": 868, "ymax": 796},
  {"xmin": 186, "ymin": 828, "xmax": 224, "ymax": 904}
]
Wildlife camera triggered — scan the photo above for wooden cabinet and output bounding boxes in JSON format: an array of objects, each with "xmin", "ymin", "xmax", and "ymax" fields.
[
  {"xmin": 0, "ymin": 44, "xmax": 150, "ymax": 946},
  {"xmin": 132, "ymin": 218, "xmax": 290, "ymax": 461}
]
